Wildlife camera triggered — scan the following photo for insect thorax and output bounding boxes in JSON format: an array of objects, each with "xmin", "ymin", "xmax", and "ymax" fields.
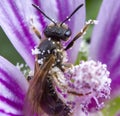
[{"xmin": 37, "ymin": 38, "xmax": 67, "ymax": 68}]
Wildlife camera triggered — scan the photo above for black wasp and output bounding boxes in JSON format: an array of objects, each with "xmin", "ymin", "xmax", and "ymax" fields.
[{"xmin": 26, "ymin": 3, "xmax": 91, "ymax": 116}]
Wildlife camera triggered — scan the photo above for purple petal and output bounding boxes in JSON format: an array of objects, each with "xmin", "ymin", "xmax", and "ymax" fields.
[
  {"xmin": 0, "ymin": 0, "xmax": 43, "ymax": 69},
  {"xmin": 89, "ymin": 0, "xmax": 120, "ymax": 96},
  {"xmin": 56, "ymin": 0, "xmax": 85, "ymax": 62},
  {"xmin": 31, "ymin": 0, "xmax": 57, "ymax": 29},
  {"xmin": 0, "ymin": 56, "xmax": 28, "ymax": 116}
]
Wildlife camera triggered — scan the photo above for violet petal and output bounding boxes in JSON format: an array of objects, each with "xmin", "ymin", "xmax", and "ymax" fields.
[
  {"xmin": 57, "ymin": 0, "xmax": 85, "ymax": 62},
  {"xmin": 67, "ymin": 0, "xmax": 85, "ymax": 63},
  {"xmin": 89, "ymin": 0, "xmax": 120, "ymax": 96},
  {"xmin": 0, "ymin": 0, "xmax": 42, "ymax": 70},
  {"xmin": 0, "ymin": 56, "xmax": 28, "ymax": 115}
]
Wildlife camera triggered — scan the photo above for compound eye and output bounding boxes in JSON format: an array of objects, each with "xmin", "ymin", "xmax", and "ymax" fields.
[{"xmin": 64, "ymin": 29, "xmax": 71, "ymax": 37}]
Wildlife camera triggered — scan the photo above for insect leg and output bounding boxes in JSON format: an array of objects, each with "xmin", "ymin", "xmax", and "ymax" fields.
[
  {"xmin": 32, "ymin": 26, "xmax": 41, "ymax": 39},
  {"xmin": 26, "ymin": 56, "xmax": 40, "ymax": 82},
  {"xmin": 30, "ymin": 18, "xmax": 41, "ymax": 39},
  {"xmin": 64, "ymin": 20, "xmax": 94, "ymax": 50}
]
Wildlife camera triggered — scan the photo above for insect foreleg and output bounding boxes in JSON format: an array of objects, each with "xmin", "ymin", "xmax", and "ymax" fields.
[
  {"xmin": 64, "ymin": 20, "xmax": 94, "ymax": 50},
  {"xmin": 30, "ymin": 18, "xmax": 41, "ymax": 39},
  {"xmin": 32, "ymin": 26, "xmax": 41, "ymax": 39}
]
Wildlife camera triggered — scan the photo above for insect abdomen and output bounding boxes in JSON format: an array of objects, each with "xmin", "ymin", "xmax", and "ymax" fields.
[{"xmin": 40, "ymin": 75, "xmax": 71, "ymax": 116}]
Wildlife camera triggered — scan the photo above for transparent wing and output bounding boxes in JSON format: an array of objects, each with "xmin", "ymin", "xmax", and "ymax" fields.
[{"xmin": 25, "ymin": 55, "xmax": 55, "ymax": 115}]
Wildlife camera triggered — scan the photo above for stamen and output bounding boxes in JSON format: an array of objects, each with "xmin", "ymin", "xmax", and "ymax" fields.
[{"xmin": 54, "ymin": 60, "xmax": 111, "ymax": 114}]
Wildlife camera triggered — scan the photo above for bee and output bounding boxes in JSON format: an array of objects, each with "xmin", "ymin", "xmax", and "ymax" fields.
[{"xmin": 26, "ymin": 3, "xmax": 92, "ymax": 116}]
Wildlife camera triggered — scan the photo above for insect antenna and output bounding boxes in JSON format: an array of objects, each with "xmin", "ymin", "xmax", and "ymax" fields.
[
  {"xmin": 60, "ymin": 4, "xmax": 84, "ymax": 26},
  {"xmin": 32, "ymin": 4, "xmax": 56, "ymax": 25}
]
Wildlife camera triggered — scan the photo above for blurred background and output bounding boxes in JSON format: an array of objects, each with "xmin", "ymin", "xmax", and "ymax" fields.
[{"xmin": 0, "ymin": 0, "xmax": 102, "ymax": 65}]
